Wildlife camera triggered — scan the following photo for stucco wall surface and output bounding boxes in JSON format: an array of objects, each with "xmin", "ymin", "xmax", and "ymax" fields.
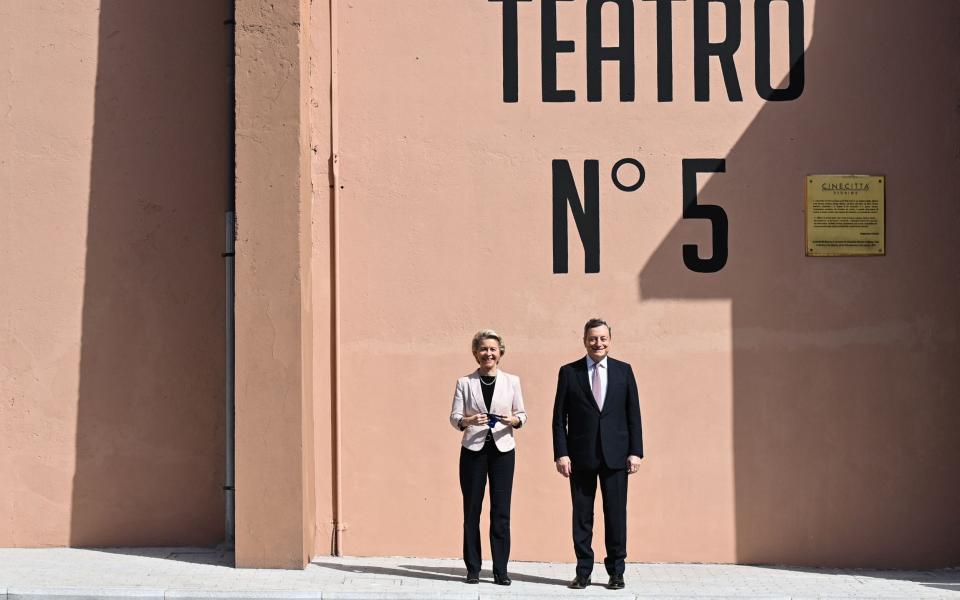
[
  {"xmin": 1, "ymin": 0, "xmax": 230, "ymax": 547},
  {"xmin": 309, "ymin": 0, "xmax": 336, "ymax": 556},
  {"xmin": 316, "ymin": 0, "xmax": 960, "ymax": 567},
  {"xmin": 235, "ymin": 0, "xmax": 317, "ymax": 568}
]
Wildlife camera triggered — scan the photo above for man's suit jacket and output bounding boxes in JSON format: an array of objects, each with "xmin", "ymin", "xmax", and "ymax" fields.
[
  {"xmin": 552, "ymin": 357, "xmax": 643, "ymax": 470},
  {"xmin": 450, "ymin": 370, "xmax": 527, "ymax": 452}
]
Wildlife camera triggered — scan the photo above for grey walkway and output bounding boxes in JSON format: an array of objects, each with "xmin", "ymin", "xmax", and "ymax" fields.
[{"xmin": 0, "ymin": 548, "xmax": 957, "ymax": 600}]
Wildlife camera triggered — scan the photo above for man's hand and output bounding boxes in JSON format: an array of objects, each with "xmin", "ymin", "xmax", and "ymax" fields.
[
  {"xmin": 627, "ymin": 455, "xmax": 642, "ymax": 474},
  {"xmin": 555, "ymin": 456, "xmax": 572, "ymax": 478}
]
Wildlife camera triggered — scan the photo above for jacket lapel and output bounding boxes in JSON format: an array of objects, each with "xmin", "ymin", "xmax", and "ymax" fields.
[
  {"xmin": 469, "ymin": 371, "xmax": 485, "ymax": 414},
  {"xmin": 575, "ymin": 359, "xmax": 599, "ymax": 412},
  {"xmin": 473, "ymin": 371, "xmax": 509, "ymax": 415},
  {"xmin": 599, "ymin": 359, "xmax": 619, "ymax": 415},
  {"xmin": 490, "ymin": 372, "xmax": 508, "ymax": 415},
  {"xmin": 603, "ymin": 357, "xmax": 627, "ymax": 410}
]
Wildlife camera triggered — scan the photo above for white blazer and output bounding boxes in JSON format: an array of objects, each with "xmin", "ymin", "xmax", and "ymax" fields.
[{"xmin": 449, "ymin": 370, "xmax": 527, "ymax": 452}]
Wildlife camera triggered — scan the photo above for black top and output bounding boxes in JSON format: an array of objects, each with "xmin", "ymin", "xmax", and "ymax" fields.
[{"xmin": 479, "ymin": 374, "xmax": 496, "ymax": 411}]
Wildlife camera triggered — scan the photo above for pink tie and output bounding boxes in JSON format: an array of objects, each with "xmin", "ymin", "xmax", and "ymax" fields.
[{"xmin": 592, "ymin": 363, "xmax": 603, "ymax": 411}]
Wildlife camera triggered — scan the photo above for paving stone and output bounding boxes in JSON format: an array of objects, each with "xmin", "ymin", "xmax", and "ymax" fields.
[
  {"xmin": 165, "ymin": 592, "xmax": 324, "ymax": 600},
  {"xmin": 7, "ymin": 588, "xmax": 164, "ymax": 600},
  {"xmin": 321, "ymin": 592, "xmax": 478, "ymax": 600},
  {"xmin": 1, "ymin": 550, "xmax": 959, "ymax": 599}
]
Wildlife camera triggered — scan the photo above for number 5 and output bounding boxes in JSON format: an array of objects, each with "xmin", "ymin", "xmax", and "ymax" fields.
[{"xmin": 682, "ymin": 159, "xmax": 728, "ymax": 273}]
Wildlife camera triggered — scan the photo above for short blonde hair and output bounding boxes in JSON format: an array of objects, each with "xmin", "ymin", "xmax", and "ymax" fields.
[{"xmin": 471, "ymin": 329, "xmax": 506, "ymax": 363}]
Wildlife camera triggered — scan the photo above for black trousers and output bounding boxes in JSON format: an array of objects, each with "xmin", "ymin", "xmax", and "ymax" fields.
[
  {"xmin": 459, "ymin": 437, "xmax": 515, "ymax": 577},
  {"xmin": 569, "ymin": 465, "xmax": 628, "ymax": 580}
]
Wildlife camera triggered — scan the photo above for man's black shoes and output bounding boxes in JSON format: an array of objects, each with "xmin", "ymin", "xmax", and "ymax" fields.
[
  {"xmin": 607, "ymin": 574, "xmax": 625, "ymax": 589},
  {"xmin": 568, "ymin": 576, "xmax": 591, "ymax": 589}
]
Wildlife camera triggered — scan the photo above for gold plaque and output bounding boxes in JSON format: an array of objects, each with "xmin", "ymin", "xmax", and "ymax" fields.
[{"xmin": 805, "ymin": 175, "xmax": 885, "ymax": 256}]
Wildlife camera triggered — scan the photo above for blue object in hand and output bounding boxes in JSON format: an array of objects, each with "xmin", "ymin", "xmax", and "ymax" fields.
[{"xmin": 487, "ymin": 413, "xmax": 499, "ymax": 429}]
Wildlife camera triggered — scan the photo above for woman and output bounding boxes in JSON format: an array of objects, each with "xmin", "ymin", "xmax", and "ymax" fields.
[{"xmin": 449, "ymin": 329, "xmax": 527, "ymax": 585}]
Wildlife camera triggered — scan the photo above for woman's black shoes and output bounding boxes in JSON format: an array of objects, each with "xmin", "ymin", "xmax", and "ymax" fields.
[{"xmin": 466, "ymin": 573, "xmax": 511, "ymax": 585}]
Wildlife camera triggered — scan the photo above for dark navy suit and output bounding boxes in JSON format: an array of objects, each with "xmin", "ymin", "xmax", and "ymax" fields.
[{"xmin": 552, "ymin": 356, "xmax": 643, "ymax": 580}]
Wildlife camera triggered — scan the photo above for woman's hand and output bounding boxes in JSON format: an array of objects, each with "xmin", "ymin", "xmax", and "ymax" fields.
[
  {"xmin": 462, "ymin": 413, "xmax": 488, "ymax": 427},
  {"xmin": 484, "ymin": 414, "xmax": 519, "ymax": 427},
  {"xmin": 462, "ymin": 413, "xmax": 519, "ymax": 428},
  {"xmin": 499, "ymin": 414, "xmax": 520, "ymax": 427}
]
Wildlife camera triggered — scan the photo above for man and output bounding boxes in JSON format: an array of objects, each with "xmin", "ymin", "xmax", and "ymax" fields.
[{"xmin": 552, "ymin": 318, "xmax": 643, "ymax": 590}]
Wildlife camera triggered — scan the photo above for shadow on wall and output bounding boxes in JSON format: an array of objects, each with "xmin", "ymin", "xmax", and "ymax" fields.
[
  {"xmin": 71, "ymin": 0, "xmax": 232, "ymax": 546},
  {"xmin": 640, "ymin": 0, "xmax": 960, "ymax": 568}
]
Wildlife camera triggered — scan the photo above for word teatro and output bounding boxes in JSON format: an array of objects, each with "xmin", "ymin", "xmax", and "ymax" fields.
[{"xmin": 490, "ymin": 0, "xmax": 805, "ymax": 103}]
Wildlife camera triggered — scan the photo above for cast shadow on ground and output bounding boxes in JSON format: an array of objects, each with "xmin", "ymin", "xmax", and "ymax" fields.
[
  {"xmin": 311, "ymin": 561, "xmax": 568, "ymax": 586},
  {"xmin": 398, "ymin": 564, "xmax": 569, "ymax": 586},
  {"xmin": 753, "ymin": 565, "xmax": 960, "ymax": 593},
  {"xmin": 88, "ymin": 547, "xmax": 235, "ymax": 567}
]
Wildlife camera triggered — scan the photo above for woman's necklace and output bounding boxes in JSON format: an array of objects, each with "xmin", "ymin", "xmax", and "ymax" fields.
[{"xmin": 479, "ymin": 373, "xmax": 497, "ymax": 386}]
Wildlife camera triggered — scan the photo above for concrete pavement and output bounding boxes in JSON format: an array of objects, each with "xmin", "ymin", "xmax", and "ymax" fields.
[{"xmin": 0, "ymin": 548, "xmax": 958, "ymax": 599}]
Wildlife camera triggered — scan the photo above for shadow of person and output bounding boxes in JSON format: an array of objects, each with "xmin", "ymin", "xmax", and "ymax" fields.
[
  {"xmin": 310, "ymin": 561, "xmax": 569, "ymax": 586},
  {"xmin": 639, "ymin": 0, "xmax": 960, "ymax": 568},
  {"xmin": 310, "ymin": 561, "xmax": 462, "ymax": 583},
  {"xmin": 399, "ymin": 564, "xmax": 570, "ymax": 586}
]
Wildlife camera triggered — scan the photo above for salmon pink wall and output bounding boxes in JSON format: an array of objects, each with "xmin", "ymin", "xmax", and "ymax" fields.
[
  {"xmin": 313, "ymin": 0, "xmax": 960, "ymax": 567},
  {"xmin": 1, "ymin": 0, "xmax": 230, "ymax": 547},
  {"xmin": 3, "ymin": 0, "xmax": 957, "ymax": 569}
]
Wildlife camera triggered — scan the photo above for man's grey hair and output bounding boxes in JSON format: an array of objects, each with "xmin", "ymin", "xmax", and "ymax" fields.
[
  {"xmin": 471, "ymin": 329, "xmax": 506, "ymax": 361},
  {"xmin": 583, "ymin": 318, "xmax": 612, "ymax": 337}
]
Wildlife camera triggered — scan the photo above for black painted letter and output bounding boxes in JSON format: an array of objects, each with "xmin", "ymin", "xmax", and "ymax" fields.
[
  {"xmin": 643, "ymin": 0, "xmax": 684, "ymax": 102},
  {"xmin": 754, "ymin": 0, "xmax": 804, "ymax": 101},
  {"xmin": 489, "ymin": 0, "xmax": 532, "ymax": 103},
  {"xmin": 542, "ymin": 0, "xmax": 577, "ymax": 102},
  {"xmin": 682, "ymin": 158, "xmax": 728, "ymax": 272},
  {"xmin": 586, "ymin": 0, "xmax": 635, "ymax": 102},
  {"xmin": 693, "ymin": 0, "xmax": 742, "ymax": 102},
  {"xmin": 553, "ymin": 160, "xmax": 600, "ymax": 273}
]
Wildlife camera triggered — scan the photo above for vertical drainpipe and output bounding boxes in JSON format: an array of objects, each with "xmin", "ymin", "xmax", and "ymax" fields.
[
  {"xmin": 224, "ymin": 4, "xmax": 237, "ymax": 549},
  {"xmin": 224, "ymin": 210, "xmax": 236, "ymax": 547},
  {"xmin": 330, "ymin": 0, "xmax": 344, "ymax": 557}
]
